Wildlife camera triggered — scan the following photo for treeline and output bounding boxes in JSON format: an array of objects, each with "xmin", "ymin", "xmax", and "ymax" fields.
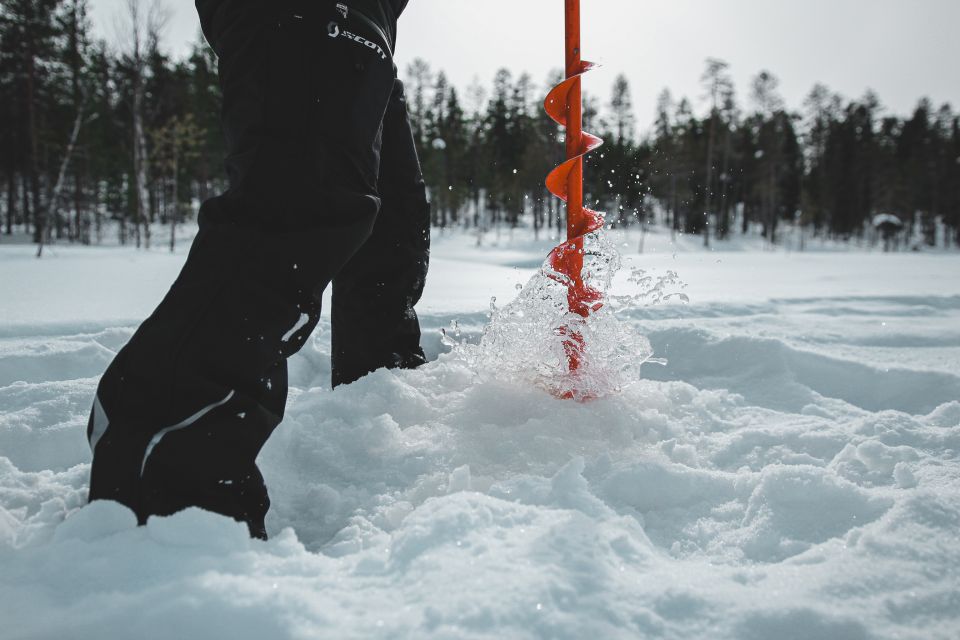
[
  {"xmin": 2, "ymin": 1, "xmax": 958, "ymax": 252},
  {"xmin": 408, "ymin": 59, "xmax": 960, "ymax": 248},
  {"xmin": 1, "ymin": 0, "xmax": 221, "ymax": 251}
]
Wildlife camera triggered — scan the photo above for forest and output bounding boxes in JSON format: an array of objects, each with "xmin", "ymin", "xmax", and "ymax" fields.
[{"xmin": 2, "ymin": 0, "xmax": 959, "ymax": 252}]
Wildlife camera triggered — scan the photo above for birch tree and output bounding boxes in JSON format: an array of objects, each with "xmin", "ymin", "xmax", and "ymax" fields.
[{"xmin": 116, "ymin": 0, "xmax": 169, "ymax": 249}]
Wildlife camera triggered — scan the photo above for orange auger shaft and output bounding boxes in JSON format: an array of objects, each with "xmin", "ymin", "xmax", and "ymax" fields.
[{"xmin": 545, "ymin": 0, "xmax": 603, "ymax": 375}]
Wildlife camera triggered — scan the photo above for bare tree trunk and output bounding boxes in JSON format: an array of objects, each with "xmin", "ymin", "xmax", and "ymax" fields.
[
  {"xmin": 73, "ymin": 167, "xmax": 87, "ymax": 243},
  {"xmin": 718, "ymin": 128, "xmax": 732, "ymax": 239},
  {"xmin": 766, "ymin": 166, "xmax": 778, "ymax": 244},
  {"xmin": 639, "ymin": 213, "xmax": 647, "ymax": 254},
  {"xmin": 533, "ymin": 192, "xmax": 541, "ymax": 240},
  {"xmin": 5, "ymin": 171, "xmax": 15, "ymax": 235},
  {"xmin": 125, "ymin": 0, "xmax": 170, "ymax": 251},
  {"xmin": 546, "ymin": 191, "xmax": 553, "ymax": 233},
  {"xmin": 670, "ymin": 174, "xmax": 679, "ymax": 242},
  {"xmin": 704, "ymin": 112, "xmax": 716, "ymax": 248},
  {"xmin": 68, "ymin": 0, "xmax": 85, "ymax": 244},
  {"xmin": 474, "ymin": 189, "xmax": 483, "ymax": 247},
  {"xmin": 55, "ymin": 201, "xmax": 66, "ymax": 240},
  {"xmin": 22, "ymin": 174, "xmax": 32, "ymax": 231},
  {"xmin": 197, "ymin": 154, "xmax": 209, "ymax": 202},
  {"xmin": 169, "ymin": 152, "xmax": 178, "ymax": 252},
  {"xmin": 25, "ymin": 31, "xmax": 44, "ymax": 246},
  {"xmin": 133, "ymin": 73, "xmax": 150, "ymax": 249},
  {"xmin": 94, "ymin": 182, "xmax": 103, "ymax": 243},
  {"xmin": 38, "ymin": 109, "xmax": 85, "ymax": 258}
]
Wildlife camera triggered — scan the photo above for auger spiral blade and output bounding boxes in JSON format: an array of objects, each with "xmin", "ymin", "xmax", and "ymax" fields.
[{"xmin": 543, "ymin": 0, "xmax": 604, "ymax": 399}]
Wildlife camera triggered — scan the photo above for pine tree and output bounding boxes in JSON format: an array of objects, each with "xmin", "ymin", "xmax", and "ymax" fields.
[
  {"xmin": 650, "ymin": 89, "xmax": 678, "ymax": 234},
  {"xmin": 949, "ymin": 116, "xmax": 960, "ymax": 246},
  {"xmin": 700, "ymin": 58, "xmax": 733, "ymax": 245},
  {"xmin": 185, "ymin": 32, "xmax": 223, "ymax": 205},
  {"xmin": 2, "ymin": 0, "xmax": 64, "ymax": 244},
  {"xmin": 484, "ymin": 68, "xmax": 513, "ymax": 231},
  {"xmin": 1, "ymin": 20, "xmax": 957, "ymax": 249},
  {"xmin": 802, "ymin": 83, "xmax": 837, "ymax": 234},
  {"xmin": 605, "ymin": 74, "xmax": 638, "ymax": 228},
  {"xmin": 462, "ymin": 77, "xmax": 487, "ymax": 235},
  {"xmin": 404, "ymin": 57, "xmax": 432, "ymax": 155},
  {"xmin": 673, "ymin": 97, "xmax": 702, "ymax": 235},
  {"xmin": 716, "ymin": 86, "xmax": 739, "ymax": 239},
  {"xmin": 0, "ymin": 9, "xmax": 20, "ymax": 235},
  {"xmin": 749, "ymin": 70, "xmax": 795, "ymax": 242}
]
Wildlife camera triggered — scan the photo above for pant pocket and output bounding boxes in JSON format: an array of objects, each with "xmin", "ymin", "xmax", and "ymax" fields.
[
  {"xmin": 255, "ymin": 6, "xmax": 395, "ymax": 216},
  {"xmin": 312, "ymin": 9, "xmax": 396, "ymax": 192}
]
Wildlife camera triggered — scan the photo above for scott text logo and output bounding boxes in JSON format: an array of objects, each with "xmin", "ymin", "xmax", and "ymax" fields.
[{"xmin": 327, "ymin": 21, "xmax": 387, "ymax": 60}]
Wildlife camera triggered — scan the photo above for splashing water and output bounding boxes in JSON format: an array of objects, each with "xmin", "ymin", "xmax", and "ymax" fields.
[
  {"xmin": 609, "ymin": 267, "xmax": 690, "ymax": 309},
  {"xmin": 443, "ymin": 230, "xmax": 687, "ymax": 401}
]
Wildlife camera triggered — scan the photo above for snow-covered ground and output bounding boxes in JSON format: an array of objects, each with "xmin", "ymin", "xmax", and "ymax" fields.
[{"xmin": 1, "ymin": 227, "xmax": 959, "ymax": 639}]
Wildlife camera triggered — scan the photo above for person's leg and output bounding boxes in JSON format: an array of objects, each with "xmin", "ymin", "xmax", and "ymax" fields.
[
  {"xmin": 87, "ymin": 2, "xmax": 398, "ymax": 537},
  {"xmin": 331, "ymin": 78, "xmax": 431, "ymax": 387}
]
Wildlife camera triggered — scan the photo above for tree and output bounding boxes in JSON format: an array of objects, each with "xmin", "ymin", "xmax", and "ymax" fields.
[
  {"xmin": 484, "ymin": 68, "xmax": 513, "ymax": 230},
  {"xmin": 405, "ymin": 58, "xmax": 432, "ymax": 153},
  {"xmin": 948, "ymin": 116, "xmax": 960, "ymax": 245},
  {"xmin": 117, "ymin": 0, "xmax": 170, "ymax": 249},
  {"xmin": 821, "ymin": 98, "xmax": 877, "ymax": 238},
  {"xmin": 604, "ymin": 74, "xmax": 639, "ymax": 228},
  {"xmin": 185, "ymin": 32, "xmax": 224, "ymax": 203},
  {"xmin": 57, "ymin": 0, "xmax": 94, "ymax": 243},
  {"xmin": 748, "ymin": 70, "xmax": 797, "ymax": 242},
  {"xmin": 1, "ymin": 24, "xmax": 957, "ymax": 250},
  {"xmin": 700, "ymin": 58, "xmax": 733, "ymax": 245},
  {"xmin": 751, "ymin": 70, "xmax": 784, "ymax": 116},
  {"xmin": 609, "ymin": 73, "xmax": 635, "ymax": 144},
  {"xmin": 423, "ymin": 73, "xmax": 469, "ymax": 229},
  {"xmin": 802, "ymin": 83, "xmax": 838, "ymax": 233},
  {"xmin": 0, "ymin": 7, "xmax": 21, "ymax": 235},
  {"xmin": 537, "ymin": 69, "xmax": 565, "ymax": 235},
  {"xmin": 458, "ymin": 77, "xmax": 486, "ymax": 235},
  {"xmin": 151, "ymin": 113, "xmax": 200, "ymax": 251},
  {"xmin": 2, "ymin": 0, "xmax": 63, "ymax": 244}
]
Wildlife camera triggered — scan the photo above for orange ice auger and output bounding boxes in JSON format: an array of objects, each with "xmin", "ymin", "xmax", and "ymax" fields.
[{"xmin": 545, "ymin": 0, "xmax": 604, "ymax": 393}]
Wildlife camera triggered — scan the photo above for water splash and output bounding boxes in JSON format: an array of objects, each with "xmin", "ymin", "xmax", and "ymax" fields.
[
  {"xmin": 443, "ymin": 232, "xmax": 686, "ymax": 401},
  {"xmin": 609, "ymin": 267, "xmax": 690, "ymax": 309}
]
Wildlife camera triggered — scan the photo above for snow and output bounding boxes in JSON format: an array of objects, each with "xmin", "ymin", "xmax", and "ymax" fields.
[{"xmin": 1, "ymin": 226, "xmax": 959, "ymax": 639}]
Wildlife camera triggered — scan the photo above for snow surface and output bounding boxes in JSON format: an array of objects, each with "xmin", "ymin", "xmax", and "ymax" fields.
[{"xmin": 1, "ymin": 227, "xmax": 959, "ymax": 639}]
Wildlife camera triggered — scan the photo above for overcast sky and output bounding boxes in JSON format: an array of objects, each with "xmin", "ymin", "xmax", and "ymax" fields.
[{"xmin": 89, "ymin": 0, "xmax": 959, "ymax": 129}]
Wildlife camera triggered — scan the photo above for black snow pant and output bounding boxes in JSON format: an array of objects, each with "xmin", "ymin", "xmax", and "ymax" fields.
[{"xmin": 86, "ymin": 0, "xmax": 429, "ymax": 539}]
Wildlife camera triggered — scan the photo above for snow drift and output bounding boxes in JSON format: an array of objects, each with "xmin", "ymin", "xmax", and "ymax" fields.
[{"xmin": 1, "ymin": 231, "xmax": 959, "ymax": 639}]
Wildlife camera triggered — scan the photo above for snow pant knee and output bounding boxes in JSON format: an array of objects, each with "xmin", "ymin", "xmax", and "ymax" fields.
[
  {"xmin": 331, "ymin": 79, "xmax": 431, "ymax": 387},
  {"xmin": 331, "ymin": 191, "xmax": 429, "ymax": 386},
  {"xmin": 87, "ymin": 216, "xmax": 377, "ymax": 533}
]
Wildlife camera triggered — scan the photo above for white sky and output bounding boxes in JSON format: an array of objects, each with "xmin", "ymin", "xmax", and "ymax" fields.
[{"xmin": 89, "ymin": 0, "xmax": 960, "ymax": 130}]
